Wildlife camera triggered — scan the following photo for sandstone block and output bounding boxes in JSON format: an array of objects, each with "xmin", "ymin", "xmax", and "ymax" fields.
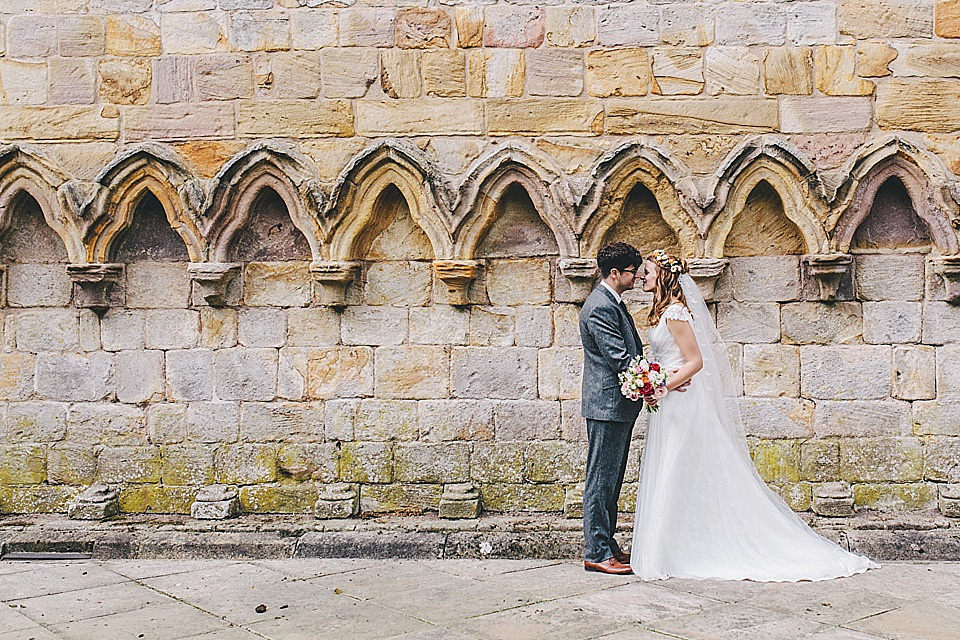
[
  {"xmin": 652, "ymin": 48, "xmax": 704, "ymax": 95},
  {"xmin": 338, "ymin": 441, "xmax": 393, "ymax": 483},
  {"xmin": 439, "ymin": 483, "xmax": 481, "ymax": 519},
  {"xmin": 97, "ymin": 446, "xmax": 161, "ymax": 484},
  {"xmin": 238, "ymin": 99, "xmax": 353, "ymax": 137},
  {"xmin": 704, "ymin": 47, "xmax": 760, "ymax": 96},
  {"xmin": 162, "ymin": 445, "xmax": 216, "ymax": 485},
  {"xmin": 126, "ymin": 263, "xmax": 191, "ymax": 309},
  {"xmin": 291, "ymin": 10, "xmax": 338, "ymax": 50},
  {"xmin": 195, "ymin": 55, "xmax": 254, "ymax": 101},
  {"xmin": 876, "ymin": 80, "xmax": 960, "ymax": 132},
  {"xmin": 484, "ymin": 6, "xmax": 544, "ymax": 48},
  {"xmin": 452, "ymin": 348, "xmax": 538, "ymax": 400},
  {"xmin": 380, "ymin": 50, "xmax": 421, "ymax": 99},
  {"xmin": 13, "ymin": 309, "xmax": 79, "ymax": 352},
  {"xmin": 749, "ymin": 439, "xmax": 801, "ymax": 483},
  {"xmin": 240, "ymin": 484, "xmax": 316, "ymax": 514},
  {"xmin": 858, "ymin": 42, "xmax": 898, "ymax": 77},
  {"xmin": 717, "ymin": 303, "xmax": 780, "ymax": 343},
  {"xmin": 526, "ymin": 50, "xmax": 583, "ymax": 97},
  {"xmin": 409, "ymin": 306, "xmax": 468, "ymax": 345},
  {"xmin": 937, "ymin": 345, "xmax": 960, "ymax": 400},
  {"xmin": 801, "ymin": 440, "xmax": 839, "ymax": 482},
  {"xmin": 525, "ymin": 441, "xmax": 585, "ymax": 483},
  {"xmin": 343, "ymin": 304, "xmax": 411, "ymax": 344},
  {"xmin": 423, "ymin": 51, "xmax": 466, "ymax": 98},
  {"xmin": 815, "ymin": 46, "xmax": 874, "ymax": 96},
  {"xmin": 59, "ymin": 16, "xmax": 107, "ymax": 57},
  {"xmin": 232, "ymin": 11, "xmax": 289, "ymax": 52},
  {"xmin": 308, "ymin": 347, "xmax": 374, "ymax": 399},
  {"xmin": 286, "ymin": 308, "xmax": 339, "ymax": 346},
  {"xmin": 278, "ymin": 347, "xmax": 308, "ymax": 401},
  {"xmin": 661, "ymin": 5, "xmax": 714, "ymax": 46},
  {"xmin": 813, "ymin": 400, "xmax": 912, "ymax": 437},
  {"xmin": 359, "ymin": 483, "xmax": 441, "ymax": 513},
  {"xmin": 468, "ymin": 49, "xmax": 524, "ymax": 98},
  {"xmin": 395, "ymin": 8, "xmax": 450, "ymax": 49},
  {"xmin": 0, "ymin": 61, "xmax": 47, "ymax": 106},
  {"xmin": 728, "ymin": 256, "xmax": 802, "ymax": 302},
  {"xmin": 67, "ymin": 403, "xmax": 144, "ymax": 445},
  {"xmin": 469, "ymin": 307, "xmax": 515, "ymax": 347},
  {"xmin": 853, "ymin": 482, "xmax": 937, "ymax": 511},
  {"xmin": 485, "ymin": 259, "xmax": 552, "ymax": 306},
  {"xmin": 4, "ymin": 403, "xmax": 67, "ymax": 443},
  {"xmin": 839, "ymin": 0, "xmax": 933, "ymax": 38},
  {"xmin": 780, "ymin": 96, "xmax": 873, "ymax": 133},
  {"xmin": 419, "ymin": 399, "xmax": 494, "ymax": 442},
  {"xmin": 158, "ymin": 0, "xmax": 217, "ymax": 10},
  {"xmin": 887, "ymin": 44, "xmax": 960, "ymax": 78},
  {"xmin": 937, "ymin": 0, "xmax": 960, "ymax": 37},
  {"xmin": 813, "ymin": 482, "xmax": 854, "ymax": 516},
  {"xmin": 124, "ymin": 104, "xmax": 234, "ymax": 142},
  {"xmin": 856, "ymin": 254, "xmax": 924, "ymax": 301},
  {"xmin": 494, "ymin": 400, "xmax": 561, "ymax": 440},
  {"xmin": 324, "ymin": 399, "xmax": 357, "ymax": 441},
  {"xmin": 278, "ymin": 442, "xmax": 337, "ymax": 482},
  {"xmin": 216, "ymin": 444, "xmax": 278, "ymax": 484},
  {"xmin": 162, "ymin": 12, "xmax": 228, "ymax": 55},
  {"xmin": 355, "ymin": 399, "xmax": 418, "ymax": 441},
  {"xmin": 606, "ymin": 97, "xmax": 778, "ymax": 135},
  {"xmin": 480, "ymin": 483, "xmax": 564, "ymax": 512},
  {"xmin": 0, "ymin": 353, "xmax": 36, "ymax": 402},
  {"xmin": 237, "ymin": 308, "xmax": 286, "ymax": 348},
  {"xmin": 116, "ymin": 350, "xmax": 165, "ymax": 404},
  {"xmin": 596, "ymin": 6, "xmax": 658, "ymax": 47},
  {"xmin": 107, "ymin": 15, "xmax": 162, "ymax": 57},
  {"xmin": 321, "ymin": 48, "xmax": 378, "ymax": 99},
  {"xmin": 514, "ymin": 307, "xmax": 553, "ymax": 349},
  {"xmin": 120, "ymin": 485, "xmax": 196, "ymax": 514},
  {"xmin": 716, "ymin": 4, "xmax": 786, "ymax": 45},
  {"xmin": 166, "ymin": 349, "xmax": 215, "ymax": 401},
  {"xmin": 923, "ymin": 436, "xmax": 960, "ymax": 482},
  {"xmin": 922, "ymin": 302, "xmax": 960, "ymax": 345},
  {"xmin": 470, "ymin": 442, "xmax": 524, "ymax": 483},
  {"xmin": 786, "ymin": 2, "xmax": 838, "ymax": 45},
  {"xmin": 586, "ymin": 49, "xmax": 649, "ymax": 98},
  {"xmin": 374, "ymin": 346, "xmax": 449, "ymax": 400},
  {"xmin": 763, "ymin": 47, "xmax": 813, "ymax": 95},
  {"xmin": 892, "ymin": 345, "xmax": 935, "ymax": 400},
  {"xmin": 455, "ymin": 7, "xmax": 483, "ymax": 48},
  {"xmin": 562, "ymin": 399, "xmax": 587, "ymax": 441},
  {"xmin": 553, "ymin": 305, "xmax": 580, "ymax": 347},
  {"xmin": 0, "ymin": 106, "xmax": 120, "ymax": 141},
  {"xmin": 240, "ymin": 402, "xmax": 324, "ymax": 444},
  {"xmin": 800, "ymin": 346, "xmax": 891, "ymax": 400},
  {"xmin": 144, "ymin": 309, "xmax": 199, "ymax": 350},
  {"xmin": 743, "ymin": 344, "xmax": 800, "ymax": 397},
  {"xmin": 340, "ymin": 8, "xmax": 394, "ymax": 48},
  {"xmin": 739, "ymin": 398, "xmax": 814, "ymax": 438},
  {"xmin": 47, "ymin": 444, "xmax": 96, "ymax": 485},
  {"xmin": 781, "ymin": 302, "xmax": 862, "ymax": 345},
  {"xmin": 538, "ymin": 348, "xmax": 583, "ymax": 401},
  {"xmin": 914, "ymin": 401, "xmax": 960, "ymax": 435},
  {"xmin": 394, "ymin": 443, "xmax": 469, "ymax": 483},
  {"xmin": 0, "ymin": 445, "xmax": 46, "ymax": 485},
  {"xmin": 357, "ymin": 99, "xmax": 484, "ymax": 136},
  {"xmin": 186, "ymin": 401, "xmax": 239, "ymax": 443},
  {"xmin": 243, "ymin": 262, "xmax": 311, "ymax": 307},
  {"xmin": 546, "ymin": 6, "xmax": 596, "ymax": 48},
  {"xmin": 219, "ymin": 0, "xmax": 271, "ymax": 8},
  {"xmin": 7, "ymin": 15, "xmax": 58, "ymax": 58},
  {"xmin": 98, "ymin": 59, "xmax": 152, "ymax": 105},
  {"xmin": 154, "ymin": 57, "xmax": 193, "ymax": 104},
  {"xmin": 214, "ymin": 348, "xmax": 277, "ymax": 401},
  {"xmin": 37, "ymin": 353, "xmax": 113, "ymax": 402},
  {"xmin": 365, "ymin": 261, "xmax": 432, "ymax": 306},
  {"xmin": 147, "ymin": 403, "xmax": 186, "ymax": 444},
  {"xmin": 863, "ymin": 302, "xmax": 921, "ymax": 344},
  {"xmin": 839, "ymin": 437, "xmax": 923, "ymax": 482}
]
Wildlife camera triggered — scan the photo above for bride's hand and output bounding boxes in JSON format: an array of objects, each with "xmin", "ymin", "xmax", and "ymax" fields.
[{"xmin": 670, "ymin": 368, "xmax": 691, "ymax": 392}]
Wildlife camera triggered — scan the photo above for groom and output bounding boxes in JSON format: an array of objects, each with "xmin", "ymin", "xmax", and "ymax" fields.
[{"xmin": 579, "ymin": 242, "xmax": 646, "ymax": 575}]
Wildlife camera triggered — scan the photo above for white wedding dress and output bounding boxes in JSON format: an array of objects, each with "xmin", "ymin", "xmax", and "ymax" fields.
[{"xmin": 631, "ymin": 276, "xmax": 878, "ymax": 582}]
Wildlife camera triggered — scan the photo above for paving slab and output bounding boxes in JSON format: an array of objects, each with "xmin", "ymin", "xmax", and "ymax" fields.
[
  {"xmin": 14, "ymin": 580, "xmax": 171, "ymax": 626},
  {"xmin": 647, "ymin": 603, "xmax": 830, "ymax": 640},
  {"xmin": 51, "ymin": 601, "xmax": 231, "ymax": 640},
  {"xmin": 0, "ymin": 562, "xmax": 127, "ymax": 601},
  {"xmin": 560, "ymin": 581, "xmax": 720, "ymax": 624},
  {"xmin": 844, "ymin": 600, "xmax": 960, "ymax": 640}
]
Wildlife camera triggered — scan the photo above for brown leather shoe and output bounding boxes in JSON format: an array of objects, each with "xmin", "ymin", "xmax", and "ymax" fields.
[
  {"xmin": 584, "ymin": 558, "xmax": 633, "ymax": 575},
  {"xmin": 613, "ymin": 549, "xmax": 630, "ymax": 564}
]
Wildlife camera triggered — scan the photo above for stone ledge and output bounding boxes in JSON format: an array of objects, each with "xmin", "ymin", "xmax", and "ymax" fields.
[{"xmin": 1, "ymin": 512, "xmax": 957, "ymax": 561}]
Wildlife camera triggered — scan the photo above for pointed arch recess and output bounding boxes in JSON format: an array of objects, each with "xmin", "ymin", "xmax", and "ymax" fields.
[
  {"xmin": 84, "ymin": 144, "xmax": 205, "ymax": 263},
  {"xmin": 0, "ymin": 145, "xmax": 84, "ymax": 263},
  {"xmin": 326, "ymin": 141, "xmax": 453, "ymax": 261},
  {"xmin": 578, "ymin": 141, "xmax": 700, "ymax": 259},
  {"xmin": 204, "ymin": 141, "xmax": 324, "ymax": 262},
  {"xmin": 832, "ymin": 137, "xmax": 960, "ymax": 255},
  {"xmin": 453, "ymin": 145, "xmax": 577, "ymax": 259}
]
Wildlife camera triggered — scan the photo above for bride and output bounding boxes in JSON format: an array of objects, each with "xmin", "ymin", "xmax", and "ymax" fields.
[{"xmin": 630, "ymin": 250, "xmax": 879, "ymax": 581}]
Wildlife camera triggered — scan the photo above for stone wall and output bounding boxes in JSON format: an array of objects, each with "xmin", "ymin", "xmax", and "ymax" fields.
[{"xmin": 1, "ymin": 0, "xmax": 960, "ymax": 518}]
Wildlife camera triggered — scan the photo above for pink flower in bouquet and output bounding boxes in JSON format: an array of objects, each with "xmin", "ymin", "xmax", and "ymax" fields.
[{"xmin": 617, "ymin": 355, "xmax": 670, "ymax": 413}]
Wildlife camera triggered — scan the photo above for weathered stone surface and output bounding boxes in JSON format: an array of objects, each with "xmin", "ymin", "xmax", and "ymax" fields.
[
  {"xmin": 781, "ymin": 302, "xmax": 862, "ymax": 345},
  {"xmin": 147, "ymin": 403, "xmax": 186, "ymax": 444},
  {"xmin": 395, "ymin": 8, "xmax": 451, "ymax": 49},
  {"xmin": 358, "ymin": 99, "xmax": 483, "ymax": 136},
  {"xmin": 525, "ymin": 441, "xmax": 584, "ymax": 483},
  {"xmin": 98, "ymin": 59, "xmax": 152, "ymax": 105},
  {"xmin": 786, "ymin": 2, "xmax": 838, "ymax": 45},
  {"xmin": 277, "ymin": 442, "xmax": 336, "ymax": 482},
  {"xmin": 839, "ymin": 437, "xmax": 923, "ymax": 483},
  {"xmin": 59, "ymin": 16, "xmax": 107, "ymax": 57},
  {"xmin": 195, "ymin": 55, "xmax": 254, "ymax": 101},
  {"xmin": 937, "ymin": 0, "xmax": 960, "ymax": 37},
  {"xmin": 67, "ymin": 403, "xmax": 144, "ymax": 446},
  {"xmin": 596, "ymin": 5, "xmax": 658, "ymax": 47},
  {"xmin": 341, "ymin": 307, "xmax": 407, "ymax": 345},
  {"xmin": 353, "ymin": 400, "xmax": 418, "ymax": 442},
  {"xmin": 484, "ymin": 6, "xmax": 543, "ymax": 48},
  {"xmin": 286, "ymin": 308, "xmax": 339, "ymax": 346},
  {"xmin": 97, "ymin": 446, "xmax": 162, "ymax": 484},
  {"xmin": 322, "ymin": 49, "xmax": 378, "ymax": 98},
  {"xmin": 1, "ymin": 60, "xmax": 48, "ymax": 106},
  {"xmin": 801, "ymin": 440, "xmax": 839, "ymax": 482},
  {"xmin": 243, "ymin": 262, "xmax": 311, "ymax": 307},
  {"xmin": 856, "ymin": 255, "xmax": 924, "ymax": 301},
  {"xmin": 651, "ymin": 48, "xmax": 703, "ymax": 95},
  {"xmin": 36, "ymin": 353, "xmax": 113, "ymax": 402},
  {"xmin": 514, "ymin": 307, "xmax": 552, "ymax": 349},
  {"xmin": 237, "ymin": 308, "xmax": 285, "ymax": 348},
  {"xmin": 889, "ymin": 44, "xmax": 960, "ymax": 78},
  {"xmin": 0, "ymin": 445, "xmax": 46, "ymax": 485},
  {"xmin": 454, "ymin": 7, "xmax": 483, "ymax": 48},
  {"xmin": 153, "ymin": 57, "xmax": 193, "ymax": 104},
  {"xmin": 409, "ymin": 306, "xmax": 468, "ymax": 345},
  {"xmin": 470, "ymin": 442, "xmax": 523, "ymax": 483},
  {"xmin": 923, "ymin": 437, "xmax": 960, "ymax": 482},
  {"xmin": 813, "ymin": 400, "xmax": 912, "ymax": 437},
  {"xmin": 526, "ymin": 49, "xmax": 583, "ymax": 98},
  {"xmin": 308, "ymin": 347, "xmax": 374, "ymax": 399},
  {"xmin": 749, "ymin": 439, "xmax": 801, "ymax": 483},
  {"xmin": 166, "ymin": 349, "xmax": 214, "ymax": 401},
  {"xmin": 107, "ymin": 15, "xmax": 161, "ymax": 57},
  {"xmin": 187, "ymin": 401, "xmax": 239, "ymax": 443},
  {"xmin": 538, "ymin": 348, "xmax": 582, "ymax": 401},
  {"xmin": 215, "ymin": 348, "xmax": 277, "ymax": 401},
  {"xmin": 937, "ymin": 345, "xmax": 960, "ymax": 401},
  {"xmin": 484, "ymin": 259, "xmax": 552, "ymax": 306},
  {"xmin": 423, "ymin": 51, "xmax": 466, "ymax": 98},
  {"xmin": 862, "ymin": 302, "xmax": 921, "ymax": 344},
  {"xmin": 739, "ymin": 398, "xmax": 814, "ymax": 438},
  {"xmin": 162, "ymin": 446, "xmax": 216, "ymax": 486},
  {"xmin": 340, "ymin": 8, "xmax": 394, "ymax": 48},
  {"xmin": 452, "ymin": 348, "xmax": 538, "ymax": 400},
  {"xmin": 468, "ymin": 307, "xmax": 515, "ymax": 347},
  {"xmin": 216, "ymin": 444, "xmax": 278, "ymax": 484},
  {"xmin": 815, "ymin": 46, "xmax": 874, "ymax": 96},
  {"xmin": 161, "ymin": 12, "xmax": 228, "ymax": 55},
  {"xmin": 606, "ymin": 97, "xmax": 778, "ymax": 135},
  {"xmin": 839, "ymin": 0, "xmax": 933, "ymax": 38},
  {"xmin": 6, "ymin": 264, "xmax": 71, "ymax": 307},
  {"xmin": 717, "ymin": 303, "xmax": 780, "ymax": 343},
  {"xmin": 891, "ymin": 345, "xmax": 935, "ymax": 400},
  {"xmin": 3, "ymin": 402, "xmax": 66, "ymax": 443},
  {"xmin": 877, "ymin": 80, "xmax": 960, "ymax": 132},
  {"xmin": 374, "ymin": 346, "xmax": 449, "ymax": 399},
  {"xmin": 704, "ymin": 47, "xmax": 760, "ymax": 95},
  {"xmin": 0, "ymin": 106, "xmax": 120, "ymax": 141},
  {"xmin": 144, "ymin": 309, "xmax": 198, "ymax": 349},
  {"xmin": 763, "ymin": 47, "xmax": 813, "ymax": 95},
  {"xmin": 239, "ymin": 403, "xmax": 324, "ymax": 445},
  {"xmin": 494, "ymin": 400, "xmax": 561, "ymax": 441},
  {"xmin": 277, "ymin": 347, "xmax": 308, "ymax": 401},
  {"xmin": 232, "ymin": 11, "xmax": 290, "ymax": 51},
  {"xmin": 47, "ymin": 444, "xmax": 96, "ymax": 485},
  {"xmin": 727, "ymin": 257, "xmax": 802, "ymax": 302},
  {"xmin": 338, "ymin": 441, "xmax": 393, "ymax": 483},
  {"xmin": 586, "ymin": 49, "xmax": 649, "ymax": 98},
  {"xmin": 914, "ymin": 401, "xmax": 960, "ymax": 435},
  {"xmin": 365, "ymin": 261, "xmax": 432, "ymax": 306},
  {"xmin": 237, "ymin": 99, "xmax": 353, "ymax": 137},
  {"xmin": 394, "ymin": 443, "xmax": 469, "ymax": 483},
  {"xmin": 324, "ymin": 399, "xmax": 356, "ymax": 441},
  {"xmin": 480, "ymin": 483, "xmax": 564, "ymax": 512},
  {"xmin": 116, "ymin": 350, "xmax": 164, "ymax": 404},
  {"xmin": 800, "ymin": 346, "xmax": 892, "ymax": 400},
  {"xmin": 856, "ymin": 41, "xmax": 898, "ymax": 78},
  {"xmin": 468, "ymin": 49, "xmax": 524, "ymax": 99},
  {"xmin": 716, "ymin": 4, "xmax": 786, "ymax": 45},
  {"xmin": 662, "ymin": 5, "xmax": 714, "ymax": 47},
  {"xmin": 922, "ymin": 302, "xmax": 960, "ymax": 345},
  {"xmin": 546, "ymin": 6, "xmax": 595, "ymax": 48},
  {"xmin": 780, "ymin": 96, "xmax": 873, "ymax": 133},
  {"xmin": 419, "ymin": 400, "xmax": 494, "ymax": 442},
  {"xmin": 12, "ymin": 309, "xmax": 78, "ymax": 352},
  {"xmin": 124, "ymin": 104, "xmax": 234, "ymax": 141},
  {"xmin": 7, "ymin": 15, "xmax": 58, "ymax": 58},
  {"xmin": 290, "ymin": 10, "xmax": 338, "ymax": 50},
  {"xmin": 743, "ymin": 344, "xmax": 799, "ymax": 397}
]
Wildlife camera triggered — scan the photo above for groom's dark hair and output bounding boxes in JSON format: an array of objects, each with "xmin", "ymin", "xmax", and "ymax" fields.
[{"xmin": 597, "ymin": 242, "xmax": 641, "ymax": 277}]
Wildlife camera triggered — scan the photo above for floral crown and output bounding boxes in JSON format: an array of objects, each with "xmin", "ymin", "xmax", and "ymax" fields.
[{"xmin": 650, "ymin": 249, "xmax": 688, "ymax": 274}]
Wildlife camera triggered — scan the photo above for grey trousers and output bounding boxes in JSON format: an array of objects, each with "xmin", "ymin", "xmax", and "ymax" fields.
[{"xmin": 583, "ymin": 418, "xmax": 635, "ymax": 563}]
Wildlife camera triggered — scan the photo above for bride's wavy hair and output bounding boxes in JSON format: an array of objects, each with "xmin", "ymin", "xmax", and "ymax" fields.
[{"xmin": 647, "ymin": 250, "xmax": 689, "ymax": 326}]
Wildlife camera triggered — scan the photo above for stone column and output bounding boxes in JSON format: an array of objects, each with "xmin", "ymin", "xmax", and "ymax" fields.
[
  {"xmin": 812, "ymin": 482, "xmax": 854, "ymax": 517},
  {"xmin": 191, "ymin": 485, "xmax": 241, "ymax": 520},
  {"xmin": 315, "ymin": 483, "xmax": 360, "ymax": 519},
  {"xmin": 68, "ymin": 485, "xmax": 119, "ymax": 520}
]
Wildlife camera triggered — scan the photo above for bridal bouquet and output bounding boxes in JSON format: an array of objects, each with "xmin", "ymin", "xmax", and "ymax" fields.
[{"xmin": 619, "ymin": 355, "xmax": 669, "ymax": 412}]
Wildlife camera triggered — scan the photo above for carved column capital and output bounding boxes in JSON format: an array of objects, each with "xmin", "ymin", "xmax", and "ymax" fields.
[
  {"xmin": 188, "ymin": 262, "xmax": 242, "ymax": 307},
  {"xmin": 803, "ymin": 254, "xmax": 854, "ymax": 301},
  {"xmin": 67, "ymin": 263, "xmax": 123, "ymax": 316},
  {"xmin": 687, "ymin": 258, "xmax": 728, "ymax": 302},
  {"xmin": 558, "ymin": 258, "xmax": 599, "ymax": 304},
  {"xmin": 310, "ymin": 260, "xmax": 360, "ymax": 307},
  {"xmin": 930, "ymin": 255, "xmax": 960, "ymax": 304},
  {"xmin": 433, "ymin": 260, "xmax": 481, "ymax": 306}
]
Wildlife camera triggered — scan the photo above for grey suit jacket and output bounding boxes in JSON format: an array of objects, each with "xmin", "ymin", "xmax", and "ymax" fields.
[{"xmin": 579, "ymin": 285, "xmax": 644, "ymax": 422}]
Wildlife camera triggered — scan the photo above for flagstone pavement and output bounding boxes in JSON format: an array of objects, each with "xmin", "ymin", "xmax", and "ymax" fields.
[{"xmin": 0, "ymin": 559, "xmax": 958, "ymax": 640}]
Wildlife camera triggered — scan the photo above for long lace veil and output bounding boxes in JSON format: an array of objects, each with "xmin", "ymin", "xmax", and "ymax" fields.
[{"xmin": 679, "ymin": 274, "xmax": 750, "ymax": 458}]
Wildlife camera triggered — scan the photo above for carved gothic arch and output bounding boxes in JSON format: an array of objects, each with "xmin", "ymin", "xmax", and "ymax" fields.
[
  {"xmin": 453, "ymin": 145, "xmax": 578, "ymax": 259},
  {"xmin": 325, "ymin": 140, "xmax": 454, "ymax": 260},
  {"xmin": 0, "ymin": 145, "xmax": 85, "ymax": 263},
  {"xmin": 703, "ymin": 139, "xmax": 829, "ymax": 257},
  {"xmin": 204, "ymin": 140, "xmax": 325, "ymax": 262},
  {"xmin": 84, "ymin": 143, "xmax": 205, "ymax": 263},
  {"xmin": 578, "ymin": 140, "xmax": 700, "ymax": 258},
  {"xmin": 831, "ymin": 136, "xmax": 960, "ymax": 255}
]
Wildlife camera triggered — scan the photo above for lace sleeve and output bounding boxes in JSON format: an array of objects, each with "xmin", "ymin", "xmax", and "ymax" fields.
[{"xmin": 662, "ymin": 304, "xmax": 693, "ymax": 323}]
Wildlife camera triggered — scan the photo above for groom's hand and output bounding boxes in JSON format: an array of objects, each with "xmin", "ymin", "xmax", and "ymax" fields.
[{"xmin": 670, "ymin": 368, "xmax": 691, "ymax": 392}]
